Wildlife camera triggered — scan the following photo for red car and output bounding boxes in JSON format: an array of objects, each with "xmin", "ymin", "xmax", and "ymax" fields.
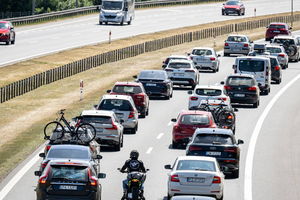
[
  {"xmin": 265, "ymin": 22, "xmax": 291, "ymax": 41},
  {"xmin": 108, "ymin": 82, "xmax": 150, "ymax": 118},
  {"xmin": 222, "ymin": 0, "xmax": 245, "ymax": 16},
  {"xmin": 171, "ymin": 110, "xmax": 217, "ymax": 148},
  {"xmin": 0, "ymin": 21, "xmax": 15, "ymax": 45}
]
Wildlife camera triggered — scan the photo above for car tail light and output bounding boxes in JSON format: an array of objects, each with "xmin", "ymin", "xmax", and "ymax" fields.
[
  {"xmin": 173, "ymin": 125, "xmax": 181, "ymax": 132},
  {"xmin": 247, "ymin": 86, "xmax": 257, "ymax": 91},
  {"xmin": 45, "ymin": 145, "xmax": 51, "ymax": 152},
  {"xmin": 210, "ymin": 57, "xmax": 216, "ymax": 61},
  {"xmin": 275, "ymin": 66, "xmax": 280, "ymax": 71},
  {"xmin": 88, "ymin": 169, "xmax": 98, "ymax": 186},
  {"xmin": 170, "ymin": 175, "xmax": 180, "ymax": 182},
  {"xmin": 224, "ymin": 85, "xmax": 232, "ymax": 90},
  {"xmin": 136, "ymin": 95, "xmax": 144, "ymax": 99},
  {"xmin": 218, "ymin": 97, "xmax": 227, "ymax": 101},
  {"xmin": 243, "ymin": 43, "xmax": 249, "ymax": 47},
  {"xmin": 224, "ymin": 147, "xmax": 237, "ymax": 153},
  {"xmin": 105, "ymin": 122, "xmax": 118, "ymax": 130},
  {"xmin": 188, "ymin": 146, "xmax": 202, "ymax": 151},
  {"xmin": 41, "ymin": 160, "xmax": 50, "ymax": 169},
  {"xmin": 278, "ymin": 53, "xmax": 285, "ymax": 57},
  {"xmin": 165, "ymin": 69, "xmax": 173, "ymax": 72},
  {"xmin": 266, "ymin": 70, "xmax": 269, "ymax": 76},
  {"xmin": 225, "ymin": 43, "xmax": 229, "ymax": 46},
  {"xmin": 190, "ymin": 96, "xmax": 198, "ymax": 101},
  {"xmin": 39, "ymin": 175, "xmax": 47, "ymax": 184},
  {"xmin": 185, "ymin": 69, "xmax": 195, "ymax": 72},
  {"xmin": 223, "ymin": 159, "xmax": 237, "ymax": 163},
  {"xmin": 128, "ymin": 111, "xmax": 135, "ymax": 118},
  {"xmin": 212, "ymin": 176, "xmax": 221, "ymax": 184},
  {"xmin": 279, "ymin": 28, "xmax": 287, "ymax": 31}
]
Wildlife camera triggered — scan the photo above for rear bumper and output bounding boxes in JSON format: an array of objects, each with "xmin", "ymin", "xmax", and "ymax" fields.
[
  {"xmin": 96, "ymin": 135, "xmax": 120, "ymax": 145},
  {"xmin": 194, "ymin": 62, "xmax": 218, "ymax": 70},
  {"xmin": 228, "ymin": 93, "xmax": 259, "ymax": 104},
  {"xmin": 37, "ymin": 191, "xmax": 98, "ymax": 200},
  {"xmin": 224, "ymin": 48, "xmax": 250, "ymax": 55},
  {"xmin": 122, "ymin": 119, "xmax": 138, "ymax": 129},
  {"xmin": 170, "ymin": 78, "xmax": 196, "ymax": 86}
]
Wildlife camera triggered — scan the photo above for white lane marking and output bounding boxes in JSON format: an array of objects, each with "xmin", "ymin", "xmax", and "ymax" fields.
[
  {"xmin": 146, "ymin": 147, "xmax": 153, "ymax": 154},
  {"xmin": 167, "ymin": 121, "xmax": 173, "ymax": 126},
  {"xmin": 0, "ymin": 152, "xmax": 41, "ymax": 200},
  {"xmin": 156, "ymin": 133, "xmax": 164, "ymax": 140},
  {"xmin": 244, "ymin": 74, "xmax": 300, "ymax": 200}
]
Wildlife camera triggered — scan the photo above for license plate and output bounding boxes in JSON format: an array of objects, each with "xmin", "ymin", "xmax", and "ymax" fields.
[
  {"xmin": 187, "ymin": 177, "xmax": 205, "ymax": 183},
  {"xmin": 128, "ymin": 193, "xmax": 133, "ymax": 198},
  {"xmin": 273, "ymin": 30, "xmax": 280, "ymax": 33},
  {"xmin": 59, "ymin": 185, "xmax": 77, "ymax": 190},
  {"xmin": 206, "ymin": 151, "xmax": 221, "ymax": 156},
  {"xmin": 197, "ymin": 57, "xmax": 205, "ymax": 61},
  {"xmin": 234, "ymin": 93, "xmax": 245, "ymax": 97},
  {"xmin": 174, "ymin": 73, "xmax": 184, "ymax": 76},
  {"xmin": 233, "ymin": 48, "xmax": 240, "ymax": 51},
  {"xmin": 116, "ymin": 113, "xmax": 123, "ymax": 118},
  {"xmin": 146, "ymin": 83, "xmax": 156, "ymax": 86}
]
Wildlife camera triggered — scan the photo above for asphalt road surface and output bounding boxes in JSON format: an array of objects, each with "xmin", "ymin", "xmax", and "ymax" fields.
[
  {"xmin": 1, "ymin": 32, "xmax": 300, "ymax": 200},
  {"xmin": 0, "ymin": 0, "xmax": 300, "ymax": 66}
]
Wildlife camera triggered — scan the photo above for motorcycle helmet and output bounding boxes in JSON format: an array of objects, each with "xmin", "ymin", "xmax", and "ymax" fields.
[{"xmin": 130, "ymin": 150, "xmax": 139, "ymax": 160}]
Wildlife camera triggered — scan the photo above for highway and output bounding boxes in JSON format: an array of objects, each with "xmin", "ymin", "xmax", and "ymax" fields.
[
  {"xmin": 0, "ymin": 0, "xmax": 300, "ymax": 66},
  {"xmin": 1, "ymin": 31, "xmax": 300, "ymax": 200}
]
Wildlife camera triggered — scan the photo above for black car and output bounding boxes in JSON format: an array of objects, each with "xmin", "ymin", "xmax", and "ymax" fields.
[
  {"xmin": 186, "ymin": 128, "xmax": 244, "ymax": 178},
  {"xmin": 134, "ymin": 70, "xmax": 173, "ymax": 99},
  {"xmin": 35, "ymin": 160, "xmax": 106, "ymax": 200},
  {"xmin": 222, "ymin": 74, "xmax": 260, "ymax": 108},
  {"xmin": 269, "ymin": 56, "xmax": 282, "ymax": 84}
]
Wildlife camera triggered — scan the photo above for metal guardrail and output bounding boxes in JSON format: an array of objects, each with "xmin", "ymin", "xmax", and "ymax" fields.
[{"xmin": 1, "ymin": 0, "xmax": 224, "ymax": 26}]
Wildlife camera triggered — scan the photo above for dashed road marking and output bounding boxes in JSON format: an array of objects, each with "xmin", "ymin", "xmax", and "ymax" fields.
[
  {"xmin": 156, "ymin": 133, "xmax": 164, "ymax": 139},
  {"xmin": 146, "ymin": 147, "xmax": 153, "ymax": 154}
]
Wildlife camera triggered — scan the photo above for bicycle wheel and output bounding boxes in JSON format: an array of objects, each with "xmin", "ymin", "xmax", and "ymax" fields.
[
  {"xmin": 75, "ymin": 123, "xmax": 96, "ymax": 143},
  {"xmin": 44, "ymin": 121, "xmax": 65, "ymax": 140},
  {"xmin": 217, "ymin": 110, "xmax": 235, "ymax": 127}
]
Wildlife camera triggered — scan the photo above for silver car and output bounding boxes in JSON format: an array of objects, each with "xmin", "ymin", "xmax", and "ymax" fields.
[
  {"xmin": 266, "ymin": 44, "xmax": 289, "ymax": 69},
  {"xmin": 189, "ymin": 47, "xmax": 220, "ymax": 72},
  {"xmin": 165, "ymin": 156, "xmax": 224, "ymax": 200},
  {"xmin": 224, "ymin": 34, "xmax": 252, "ymax": 56},
  {"xmin": 162, "ymin": 55, "xmax": 191, "ymax": 69},
  {"xmin": 165, "ymin": 59, "xmax": 200, "ymax": 89},
  {"xmin": 96, "ymin": 95, "xmax": 138, "ymax": 134},
  {"xmin": 81, "ymin": 110, "xmax": 124, "ymax": 151},
  {"xmin": 272, "ymin": 35, "xmax": 300, "ymax": 62}
]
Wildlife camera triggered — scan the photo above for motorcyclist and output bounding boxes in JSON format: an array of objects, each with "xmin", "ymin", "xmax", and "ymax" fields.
[{"xmin": 120, "ymin": 150, "xmax": 146, "ymax": 199}]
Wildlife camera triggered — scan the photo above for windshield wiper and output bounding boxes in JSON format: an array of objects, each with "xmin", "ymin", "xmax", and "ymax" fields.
[{"xmin": 212, "ymin": 141, "xmax": 221, "ymax": 145}]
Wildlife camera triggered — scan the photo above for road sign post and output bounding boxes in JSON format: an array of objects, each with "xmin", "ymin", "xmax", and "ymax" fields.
[{"xmin": 80, "ymin": 80, "xmax": 84, "ymax": 101}]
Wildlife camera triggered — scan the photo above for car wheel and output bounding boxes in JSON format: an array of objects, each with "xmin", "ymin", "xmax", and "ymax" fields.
[
  {"xmin": 105, "ymin": 22, "xmax": 108, "ymax": 25},
  {"xmin": 120, "ymin": 18, "xmax": 124, "ymax": 25},
  {"xmin": 237, "ymin": 11, "xmax": 241, "ymax": 16},
  {"xmin": 99, "ymin": 21, "xmax": 102, "ymax": 25},
  {"xmin": 224, "ymin": 53, "xmax": 230, "ymax": 57},
  {"xmin": 114, "ymin": 140, "xmax": 121, "ymax": 151},
  {"xmin": 222, "ymin": 11, "xmax": 224, "ymax": 15},
  {"xmin": 131, "ymin": 127, "xmax": 136, "ymax": 134},
  {"xmin": 11, "ymin": 36, "xmax": 15, "ymax": 45},
  {"xmin": 253, "ymin": 101, "xmax": 259, "ymax": 108},
  {"xmin": 121, "ymin": 135, "xmax": 124, "ymax": 147},
  {"xmin": 218, "ymin": 194, "xmax": 224, "ymax": 200},
  {"xmin": 232, "ymin": 169, "xmax": 239, "ymax": 178},
  {"xmin": 5, "ymin": 38, "xmax": 10, "ymax": 45},
  {"xmin": 172, "ymin": 141, "xmax": 179, "ymax": 149},
  {"xmin": 128, "ymin": 18, "xmax": 132, "ymax": 25},
  {"xmin": 139, "ymin": 112, "xmax": 146, "ymax": 118},
  {"xmin": 167, "ymin": 193, "xmax": 172, "ymax": 200}
]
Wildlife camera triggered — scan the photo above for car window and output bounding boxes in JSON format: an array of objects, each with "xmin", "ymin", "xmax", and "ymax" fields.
[
  {"xmin": 266, "ymin": 47, "xmax": 282, "ymax": 53},
  {"xmin": 51, "ymin": 165, "xmax": 87, "ymax": 181},
  {"xmin": 227, "ymin": 77, "xmax": 254, "ymax": 86},
  {"xmin": 238, "ymin": 60, "xmax": 265, "ymax": 72},
  {"xmin": 274, "ymin": 38, "xmax": 295, "ymax": 45},
  {"xmin": 227, "ymin": 36, "xmax": 246, "ymax": 42},
  {"xmin": 99, "ymin": 99, "xmax": 133, "ymax": 111},
  {"xmin": 194, "ymin": 134, "xmax": 233, "ymax": 145},
  {"xmin": 176, "ymin": 160, "xmax": 216, "ymax": 172},
  {"xmin": 47, "ymin": 148, "xmax": 90, "ymax": 159},
  {"xmin": 180, "ymin": 114, "xmax": 210, "ymax": 125},
  {"xmin": 82, "ymin": 115, "xmax": 112, "ymax": 124},
  {"xmin": 269, "ymin": 24, "xmax": 286, "ymax": 29},
  {"xmin": 102, "ymin": 1, "xmax": 123, "ymax": 10},
  {"xmin": 138, "ymin": 71, "xmax": 166, "ymax": 80},
  {"xmin": 168, "ymin": 62, "xmax": 191, "ymax": 69},
  {"xmin": 226, "ymin": 1, "xmax": 239, "ymax": 5},
  {"xmin": 270, "ymin": 57, "xmax": 279, "ymax": 68},
  {"xmin": 195, "ymin": 89, "xmax": 222, "ymax": 96},
  {"xmin": 113, "ymin": 85, "xmax": 142, "ymax": 94},
  {"xmin": 192, "ymin": 49, "xmax": 211, "ymax": 56},
  {"xmin": 0, "ymin": 23, "xmax": 8, "ymax": 29}
]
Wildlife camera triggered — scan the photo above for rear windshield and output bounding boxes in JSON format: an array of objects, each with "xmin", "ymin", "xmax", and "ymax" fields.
[
  {"xmin": 269, "ymin": 24, "xmax": 286, "ymax": 29},
  {"xmin": 270, "ymin": 57, "xmax": 279, "ymax": 67},
  {"xmin": 266, "ymin": 47, "xmax": 282, "ymax": 53},
  {"xmin": 194, "ymin": 134, "xmax": 233, "ymax": 145},
  {"xmin": 51, "ymin": 165, "xmax": 87, "ymax": 181},
  {"xmin": 195, "ymin": 89, "xmax": 222, "ymax": 96},
  {"xmin": 0, "ymin": 23, "xmax": 8, "ymax": 29},
  {"xmin": 273, "ymin": 38, "xmax": 295, "ymax": 45},
  {"xmin": 165, "ymin": 57, "xmax": 187, "ymax": 64},
  {"xmin": 226, "ymin": 1, "xmax": 238, "ymax": 5},
  {"xmin": 82, "ymin": 115, "xmax": 112, "ymax": 124},
  {"xmin": 238, "ymin": 60, "xmax": 265, "ymax": 72},
  {"xmin": 192, "ymin": 49, "xmax": 212, "ymax": 56},
  {"xmin": 113, "ymin": 85, "xmax": 142, "ymax": 94},
  {"xmin": 176, "ymin": 160, "xmax": 216, "ymax": 172},
  {"xmin": 180, "ymin": 114, "xmax": 210, "ymax": 125},
  {"xmin": 139, "ymin": 71, "xmax": 166, "ymax": 80},
  {"xmin": 47, "ymin": 148, "xmax": 90, "ymax": 159},
  {"xmin": 168, "ymin": 62, "xmax": 191, "ymax": 69},
  {"xmin": 227, "ymin": 36, "xmax": 246, "ymax": 42},
  {"xmin": 227, "ymin": 77, "xmax": 254, "ymax": 86},
  {"xmin": 99, "ymin": 99, "xmax": 133, "ymax": 111}
]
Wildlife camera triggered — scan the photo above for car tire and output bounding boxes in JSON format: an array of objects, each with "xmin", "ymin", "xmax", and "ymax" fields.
[
  {"xmin": 212, "ymin": 68, "xmax": 217, "ymax": 73},
  {"xmin": 232, "ymin": 169, "xmax": 239, "ymax": 178},
  {"xmin": 114, "ymin": 140, "xmax": 121, "ymax": 151},
  {"xmin": 99, "ymin": 21, "xmax": 102, "ymax": 25},
  {"xmin": 253, "ymin": 101, "xmax": 259, "ymax": 108},
  {"xmin": 11, "ymin": 36, "xmax": 15, "ymax": 45},
  {"xmin": 167, "ymin": 193, "xmax": 172, "ymax": 200},
  {"xmin": 131, "ymin": 128, "xmax": 136, "ymax": 134},
  {"xmin": 105, "ymin": 22, "xmax": 108, "ymax": 25},
  {"xmin": 172, "ymin": 141, "xmax": 179, "ymax": 149},
  {"xmin": 218, "ymin": 194, "xmax": 224, "ymax": 200},
  {"xmin": 222, "ymin": 11, "xmax": 224, "ymax": 15},
  {"xmin": 120, "ymin": 18, "xmax": 124, "ymax": 25},
  {"xmin": 128, "ymin": 18, "xmax": 132, "ymax": 25},
  {"xmin": 146, "ymin": 107, "xmax": 149, "ymax": 116},
  {"xmin": 237, "ymin": 11, "xmax": 241, "ymax": 16},
  {"xmin": 5, "ymin": 39, "xmax": 10, "ymax": 45}
]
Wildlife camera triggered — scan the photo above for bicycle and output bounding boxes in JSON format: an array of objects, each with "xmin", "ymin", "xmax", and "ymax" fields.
[{"xmin": 44, "ymin": 109, "xmax": 96, "ymax": 143}]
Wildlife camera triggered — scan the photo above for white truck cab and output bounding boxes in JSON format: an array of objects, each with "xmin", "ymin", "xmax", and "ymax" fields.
[{"xmin": 233, "ymin": 56, "xmax": 271, "ymax": 95}]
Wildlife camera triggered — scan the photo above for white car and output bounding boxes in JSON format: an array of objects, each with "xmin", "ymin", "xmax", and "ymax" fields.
[
  {"xmin": 266, "ymin": 44, "xmax": 289, "ymax": 69},
  {"xmin": 171, "ymin": 196, "xmax": 216, "ymax": 200},
  {"xmin": 165, "ymin": 59, "xmax": 200, "ymax": 89},
  {"xmin": 165, "ymin": 156, "xmax": 224, "ymax": 200},
  {"xmin": 162, "ymin": 55, "xmax": 191, "ymax": 69},
  {"xmin": 81, "ymin": 110, "xmax": 124, "ymax": 151},
  {"xmin": 96, "ymin": 95, "xmax": 138, "ymax": 134},
  {"xmin": 189, "ymin": 47, "xmax": 220, "ymax": 72},
  {"xmin": 188, "ymin": 85, "xmax": 230, "ymax": 110}
]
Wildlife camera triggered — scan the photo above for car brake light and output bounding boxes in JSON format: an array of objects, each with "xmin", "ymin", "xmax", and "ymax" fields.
[
  {"xmin": 170, "ymin": 175, "xmax": 180, "ymax": 182},
  {"xmin": 225, "ymin": 43, "xmax": 229, "ymax": 46},
  {"xmin": 128, "ymin": 111, "xmax": 135, "ymax": 118},
  {"xmin": 210, "ymin": 57, "xmax": 216, "ymax": 61},
  {"xmin": 248, "ymin": 86, "xmax": 257, "ymax": 91},
  {"xmin": 279, "ymin": 28, "xmax": 286, "ymax": 31},
  {"xmin": 88, "ymin": 169, "xmax": 98, "ymax": 186},
  {"xmin": 173, "ymin": 125, "xmax": 181, "ymax": 132},
  {"xmin": 275, "ymin": 66, "xmax": 280, "ymax": 71},
  {"xmin": 278, "ymin": 53, "xmax": 285, "ymax": 57},
  {"xmin": 188, "ymin": 146, "xmax": 202, "ymax": 151},
  {"xmin": 218, "ymin": 97, "xmax": 227, "ymax": 101},
  {"xmin": 224, "ymin": 85, "xmax": 232, "ymax": 90},
  {"xmin": 165, "ymin": 69, "xmax": 173, "ymax": 72},
  {"xmin": 224, "ymin": 147, "xmax": 237, "ymax": 153},
  {"xmin": 266, "ymin": 70, "xmax": 269, "ymax": 76},
  {"xmin": 185, "ymin": 69, "xmax": 195, "ymax": 72},
  {"xmin": 105, "ymin": 122, "xmax": 118, "ymax": 130},
  {"xmin": 212, "ymin": 176, "xmax": 221, "ymax": 184},
  {"xmin": 136, "ymin": 95, "xmax": 144, "ymax": 99},
  {"xmin": 190, "ymin": 96, "xmax": 198, "ymax": 101},
  {"xmin": 39, "ymin": 176, "xmax": 47, "ymax": 184},
  {"xmin": 243, "ymin": 43, "xmax": 249, "ymax": 47},
  {"xmin": 45, "ymin": 145, "xmax": 51, "ymax": 151}
]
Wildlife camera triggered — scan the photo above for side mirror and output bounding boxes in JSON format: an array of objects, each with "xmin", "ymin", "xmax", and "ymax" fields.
[
  {"xmin": 217, "ymin": 54, "xmax": 221, "ymax": 57},
  {"xmin": 39, "ymin": 153, "xmax": 46, "ymax": 158},
  {"xmin": 34, "ymin": 171, "xmax": 42, "ymax": 176},
  {"xmin": 232, "ymin": 64, "xmax": 237, "ymax": 69},
  {"xmin": 220, "ymin": 81, "xmax": 225, "ymax": 85},
  {"xmin": 234, "ymin": 108, "xmax": 239, "ymax": 112},
  {"xmin": 171, "ymin": 118, "xmax": 176, "ymax": 122},
  {"xmin": 96, "ymin": 155, "xmax": 103, "ymax": 160},
  {"xmin": 106, "ymin": 90, "xmax": 111, "ymax": 93},
  {"xmin": 187, "ymin": 53, "xmax": 191, "ymax": 56},
  {"xmin": 187, "ymin": 90, "xmax": 193, "ymax": 95},
  {"xmin": 266, "ymin": 26, "xmax": 269, "ymax": 28},
  {"xmin": 98, "ymin": 173, "xmax": 106, "ymax": 179},
  {"xmin": 164, "ymin": 164, "xmax": 172, "ymax": 170},
  {"xmin": 146, "ymin": 169, "xmax": 150, "ymax": 171},
  {"xmin": 289, "ymin": 27, "xmax": 292, "ymax": 30},
  {"xmin": 133, "ymin": 75, "xmax": 137, "ymax": 79},
  {"xmin": 94, "ymin": 104, "xmax": 98, "ymax": 109},
  {"xmin": 222, "ymin": 3, "xmax": 225, "ymax": 5},
  {"xmin": 258, "ymin": 83, "xmax": 262, "ymax": 87},
  {"xmin": 250, "ymin": 41, "xmax": 253, "ymax": 43},
  {"xmin": 238, "ymin": 139, "xmax": 244, "ymax": 145}
]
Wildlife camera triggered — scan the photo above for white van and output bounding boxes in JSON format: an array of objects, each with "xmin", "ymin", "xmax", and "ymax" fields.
[
  {"xmin": 233, "ymin": 56, "xmax": 271, "ymax": 95},
  {"xmin": 99, "ymin": 0, "xmax": 135, "ymax": 25}
]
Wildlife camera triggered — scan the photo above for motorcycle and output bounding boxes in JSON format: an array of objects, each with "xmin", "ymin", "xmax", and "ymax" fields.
[{"xmin": 118, "ymin": 168, "xmax": 149, "ymax": 200}]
